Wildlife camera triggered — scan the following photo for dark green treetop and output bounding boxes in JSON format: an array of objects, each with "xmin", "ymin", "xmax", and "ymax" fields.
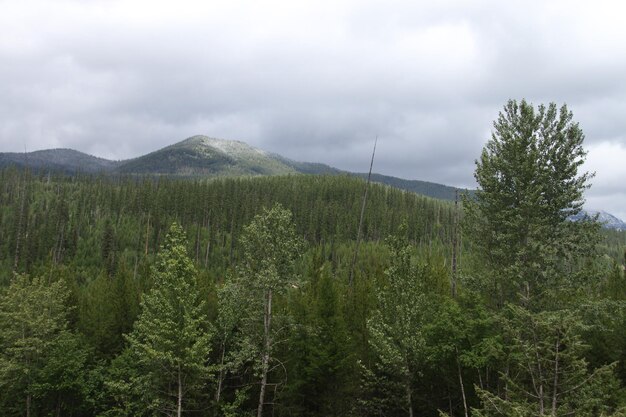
[{"xmin": 464, "ymin": 99, "xmax": 599, "ymax": 307}]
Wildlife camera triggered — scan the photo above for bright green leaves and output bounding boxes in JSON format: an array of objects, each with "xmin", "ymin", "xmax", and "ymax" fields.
[
  {"xmin": 0, "ymin": 274, "xmax": 98, "ymax": 416},
  {"xmin": 109, "ymin": 223, "xmax": 214, "ymax": 416},
  {"xmin": 238, "ymin": 203, "xmax": 304, "ymax": 295},
  {"xmin": 219, "ymin": 204, "xmax": 303, "ymax": 416}
]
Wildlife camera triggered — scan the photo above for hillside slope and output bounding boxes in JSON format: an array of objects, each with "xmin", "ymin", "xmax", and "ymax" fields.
[
  {"xmin": 0, "ymin": 148, "xmax": 120, "ymax": 173},
  {"xmin": 117, "ymin": 135, "xmax": 296, "ymax": 176}
]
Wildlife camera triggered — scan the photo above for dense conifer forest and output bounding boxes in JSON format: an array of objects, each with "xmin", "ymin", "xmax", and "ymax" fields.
[{"xmin": 1, "ymin": 101, "xmax": 626, "ymax": 416}]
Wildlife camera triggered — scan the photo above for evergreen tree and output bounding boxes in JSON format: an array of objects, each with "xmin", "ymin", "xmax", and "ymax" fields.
[
  {"xmin": 281, "ymin": 261, "xmax": 354, "ymax": 417},
  {"xmin": 108, "ymin": 223, "xmax": 213, "ymax": 417},
  {"xmin": 463, "ymin": 100, "xmax": 625, "ymax": 415}
]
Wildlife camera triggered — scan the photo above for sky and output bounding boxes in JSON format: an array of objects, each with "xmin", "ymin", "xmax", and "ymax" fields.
[{"xmin": 1, "ymin": 0, "xmax": 625, "ymax": 220}]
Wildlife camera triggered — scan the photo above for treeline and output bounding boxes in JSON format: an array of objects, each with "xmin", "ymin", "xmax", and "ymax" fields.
[{"xmin": 0, "ymin": 168, "xmax": 456, "ymax": 283}]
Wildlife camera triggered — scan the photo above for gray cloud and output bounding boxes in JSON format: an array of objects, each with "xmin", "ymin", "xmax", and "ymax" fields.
[{"xmin": 1, "ymin": 0, "xmax": 625, "ymax": 219}]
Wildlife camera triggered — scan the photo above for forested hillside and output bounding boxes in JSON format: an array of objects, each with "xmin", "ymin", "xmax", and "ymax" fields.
[
  {"xmin": 0, "ymin": 102, "xmax": 625, "ymax": 417},
  {"xmin": 0, "ymin": 135, "xmax": 471, "ymax": 202},
  {"xmin": 0, "ymin": 170, "xmax": 456, "ymax": 283}
]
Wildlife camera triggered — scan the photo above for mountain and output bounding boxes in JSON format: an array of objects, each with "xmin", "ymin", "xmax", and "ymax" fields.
[
  {"xmin": 122, "ymin": 136, "xmax": 470, "ymax": 201},
  {"xmin": 354, "ymin": 173, "xmax": 466, "ymax": 201},
  {"xmin": 117, "ymin": 136, "xmax": 296, "ymax": 176},
  {"xmin": 0, "ymin": 148, "xmax": 120, "ymax": 173},
  {"xmin": 0, "ymin": 135, "xmax": 467, "ymax": 201},
  {"xmin": 570, "ymin": 210, "xmax": 626, "ymax": 231},
  {"xmin": 274, "ymin": 154, "xmax": 467, "ymax": 200}
]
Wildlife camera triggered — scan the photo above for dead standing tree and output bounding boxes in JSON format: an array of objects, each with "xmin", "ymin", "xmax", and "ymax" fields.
[{"xmin": 348, "ymin": 136, "xmax": 377, "ymax": 288}]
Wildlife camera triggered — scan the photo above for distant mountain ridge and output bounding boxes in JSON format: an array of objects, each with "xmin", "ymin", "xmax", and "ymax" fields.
[
  {"xmin": 0, "ymin": 148, "xmax": 121, "ymax": 173},
  {"xmin": 2, "ymin": 135, "xmax": 622, "ymax": 229},
  {"xmin": 1, "ymin": 135, "xmax": 470, "ymax": 202},
  {"xmin": 570, "ymin": 210, "xmax": 626, "ymax": 231}
]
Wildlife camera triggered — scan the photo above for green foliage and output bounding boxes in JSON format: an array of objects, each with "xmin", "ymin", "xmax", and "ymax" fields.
[
  {"xmin": 464, "ymin": 99, "xmax": 600, "ymax": 307},
  {"xmin": 359, "ymin": 226, "xmax": 452, "ymax": 416},
  {"xmin": 473, "ymin": 305, "xmax": 624, "ymax": 417},
  {"xmin": 220, "ymin": 204, "xmax": 304, "ymax": 416},
  {"xmin": 0, "ymin": 122, "xmax": 624, "ymax": 417},
  {"xmin": 0, "ymin": 273, "xmax": 99, "ymax": 416},
  {"xmin": 108, "ymin": 223, "xmax": 214, "ymax": 415},
  {"xmin": 116, "ymin": 135, "xmax": 297, "ymax": 176},
  {"xmin": 237, "ymin": 203, "xmax": 304, "ymax": 296},
  {"xmin": 279, "ymin": 261, "xmax": 354, "ymax": 416}
]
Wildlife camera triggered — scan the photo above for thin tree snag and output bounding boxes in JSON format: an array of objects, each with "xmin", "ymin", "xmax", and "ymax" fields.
[
  {"xmin": 257, "ymin": 289, "xmax": 273, "ymax": 417},
  {"xmin": 451, "ymin": 189, "xmax": 459, "ymax": 298},
  {"xmin": 144, "ymin": 213, "xmax": 150, "ymax": 256},
  {"xmin": 349, "ymin": 136, "xmax": 378, "ymax": 288},
  {"xmin": 456, "ymin": 347, "xmax": 469, "ymax": 417}
]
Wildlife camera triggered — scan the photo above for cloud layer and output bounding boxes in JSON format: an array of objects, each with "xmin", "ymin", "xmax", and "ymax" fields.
[{"xmin": 1, "ymin": 0, "xmax": 625, "ymax": 218}]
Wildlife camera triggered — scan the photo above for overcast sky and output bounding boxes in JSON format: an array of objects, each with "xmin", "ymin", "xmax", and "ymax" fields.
[{"xmin": 1, "ymin": 0, "xmax": 625, "ymax": 219}]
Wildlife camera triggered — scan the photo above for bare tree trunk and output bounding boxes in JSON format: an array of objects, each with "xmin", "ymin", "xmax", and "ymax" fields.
[
  {"xmin": 14, "ymin": 176, "xmax": 26, "ymax": 272},
  {"xmin": 204, "ymin": 220, "xmax": 211, "ymax": 267},
  {"xmin": 133, "ymin": 253, "xmax": 138, "ymax": 281},
  {"xmin": 144, "ymin": 213, "xmax": 150, "ymax": 256},
  {"xmin": 177, "ymin": 365, "xmax": 183, "ymax": 417},
  {"xmin": 406, "ymin": 382, "xmax": 414, "ymax": 417},
  {"xmin": 257, "ymin": 289, "xmax": 273, "ymax": 417},
  {"xmin": 215, "ymin": 340, "xmax": 226, "ymax": 404},
  {"xmin": 456, "ymin": 349, "xmax": 469, "ymax": 417},
  {"xmin": 551, "ymin": 336, "xmax": 560, "ymax": 416},
  {"xmin": 229, "ymin": 215, "xmax": 235, "ymax": 265},
  {"xmin": 451, "ymin": 189, "xmax": 459, "ymax": 298},
  {"xmin": 348, "ymin": 136, "xmax": 377, "ymax": 288},
  {"xmin": 195, "ymin": 223, "xmax": 201, "ymax": 263},
  {"xmin": 56, "ymin": 394, "xmax": 61, "ymax": 417},
  {"xmin": 26, "ymin": 392, "xmax": 31, "ymax": 417},
  {"xmin": 534, "ymin": 331, "xmax": 545, "ymax": 415}
]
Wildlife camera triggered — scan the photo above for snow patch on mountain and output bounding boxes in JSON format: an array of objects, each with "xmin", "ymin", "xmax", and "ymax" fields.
[
  {"xmin": 571, "ymin": 209, "xmax": 626, "ymax": 231},
  {"xmin": 196, "ymin": 136, "xmax": 267, "ymax": 158}
]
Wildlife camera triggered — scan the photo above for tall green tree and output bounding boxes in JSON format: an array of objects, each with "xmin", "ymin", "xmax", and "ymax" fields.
[
  {"xmin": 108, "ymin": 223, "xmax": 213, "ymax": 417},
  {"xmin": 464, "ymin": 99, "xmax": 625, "ymax": 416},
  {"xmin": 0, "ymin": 274, "xmax": 72, "ymax": 416},
  {"xmin": 281, "ymin": 261, "xmax": 354, "ymax": 417},
  {"xmin": 464, "ymin": 99, "xmax": 598, "ymax": 307},
  {"xmin": 224, "ymin": 203, "xmax": 303, "ymax": 417},
  {"xmin": 359, "ymin": 228, "xmax": 439, "ymax": 417}
]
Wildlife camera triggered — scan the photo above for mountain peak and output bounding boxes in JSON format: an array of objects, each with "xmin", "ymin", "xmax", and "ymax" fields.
[{"xmin": 178, "ymin": 135, "xmax": 267, "ymax": 158}]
